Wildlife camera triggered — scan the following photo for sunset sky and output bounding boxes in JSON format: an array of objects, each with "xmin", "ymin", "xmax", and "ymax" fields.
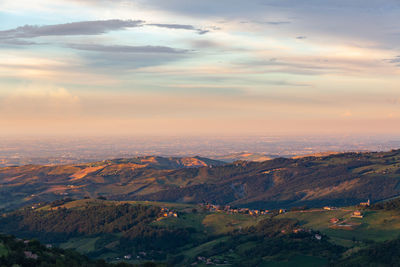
[{"xmin": 1, "ymin": 0, "xmax": 400, "ymax": 136}]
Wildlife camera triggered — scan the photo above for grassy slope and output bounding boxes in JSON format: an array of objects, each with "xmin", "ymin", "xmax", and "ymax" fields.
[
  {"xmin": 61, "ymin": 237, "xmax": 100, "ymax": 254},
  {"xmin": 278, "ymin": 208, "xmax": 400, "ymax": 246},
  {"xmin": 260, "ymin": 255, "xmax": 327, "ymax": 267},
  {"xmin": 30, "ymin": 200, "xmax": 269, "ymax": 263},
  {"xmin": 202, "ymin": 213, "xmax": 266, "ymax": 235},
  {"xmin": 0, "ymin": 242, "xmax": 8, "ymax": 257},
  {"xmin": 28, "ymin": 199, "xmax": 400, "ymax": 246}
]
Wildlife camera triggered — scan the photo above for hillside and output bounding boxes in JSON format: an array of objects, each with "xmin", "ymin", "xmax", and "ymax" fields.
[
  {"xmin": 212, "ymin": 152, "xmax": 277, "ymax": 163},
  {"xmin": 0, "ymin": 156, "xmax": 225, "ymax": 210},
  {"xmin": 0, "ymin": 233, "xmax": 147, "ymax": 267},
  {"xmin": 2, "ymin": 150, "xmax": 400, "ymax": 210},
  {"xmin": 0, "ymin": 199, "xmax": 342, "ymax": 266},
  {"xmin": 3, "ymin": 199, "xmax": 400, "ymax": 266}
]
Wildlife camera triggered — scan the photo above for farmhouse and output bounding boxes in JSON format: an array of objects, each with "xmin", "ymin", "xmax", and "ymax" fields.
[
  {"xmin": 351, "ymin": 210, "xmax": 363, "ymax": 218},
  {"xmin": 329, "ymin": 218, "xmax": 339, "ymax": 224}
]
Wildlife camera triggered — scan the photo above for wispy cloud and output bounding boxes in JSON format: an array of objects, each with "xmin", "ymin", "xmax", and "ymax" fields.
[
  {"xmin": 385, "ymin": 56, "xmax": 400, "ymax": 67},
  {"xmin": 0, "ymin": 19, "xmax": 144, "ymax": 40},
  {"xmin": 146, "ymin": 23, "xmax": 209, "ymax": 34},
  {"xmin": 266, "ymin": 21, "xmax": 291, "ymax": 25},
  {"xmin": 68, "ymin": 43, "xmax": 189, "ymax": 54},
  {"xmin": 0, "ymin": 39, "xmax": 38, "ymax": 46}
]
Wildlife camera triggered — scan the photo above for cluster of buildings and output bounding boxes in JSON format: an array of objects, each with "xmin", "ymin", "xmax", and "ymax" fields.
[
  {"xmin": 160, "ymin": 207, "xmax": 178, "ymax": 218},
  {"xmin": 351, "ymin": 199, "xmax": 369, "ymax": 218},
  {"xmin": 115, "ymin": 251, "xmax": 147, "ymax": 261},
  {"xmin": 200, "ymin": 203, "xmax": 269, "ymax": 216},
  {"xmin": 195, "ymin": 256, "xmax": 228, "ymax": 265}
]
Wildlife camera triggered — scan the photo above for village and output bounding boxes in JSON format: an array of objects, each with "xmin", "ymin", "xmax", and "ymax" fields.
[
  {"xmin": 199, "ymin": 203, "xmax": 270, "ymax": 216},
  {"xmin": 192, "ymin": 199, "xmax": 371, "ymax": 219}
]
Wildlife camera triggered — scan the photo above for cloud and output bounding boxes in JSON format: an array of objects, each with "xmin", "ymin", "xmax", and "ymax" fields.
[
  {"xmin": 264, "ymin": 21, "xmax": 291, "ymax": 25},
  {"xmin": 0, "ymin": 20, "xmax": 144, "ymax": 40},
  {"xmin": 385, "ymin": 56, "xmax": 400, "ymax": 67},
  {"xmin": 69, "ymin": 45, "xmax": 190, "ymax": 71},
  {"xmin": 146, "ymin": 23, "xmax": 209, "ymax": 34},
  {"xmin": 390, "ymin": 56, "xmax": 400, "ymax": 63},
  {"xmin": 0, "ymin": 39, "xmax": 39, "ymax": 46},
  {"xmin": 383, "ymin": 56, "xmax": 400, "ymax": 67},
  {"xmin": 68, "ymin": 43, "xmax": 189, "ymax": 54},
  {"xmin": 296, "ymin": 36, "xmax": 307, "ymax": 40},
  {"xmin": 190, "ymin": 40, "xmax": 221, "ymax": 49}
]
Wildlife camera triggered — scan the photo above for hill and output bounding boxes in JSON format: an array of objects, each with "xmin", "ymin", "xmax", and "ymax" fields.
[
  {"xmin": 2, "ymin": 150, "xmax": 400, "ymax": 210},
  {"xmin": 0, "ymin": 199, "xmax": 342, "ymax": 266},
  {"xmin": 212, "ymin": 152, "xmax": 277, "ymax": 163},
  {"xmin": 0, "ymin": 156, "xmax": 225, "ymax": 210},
  {"xmin": 3, "ymin": 198, "xmax": 400, "ymax": 266},
  {"xmin": 0, "ymin": 232, "xmax": 151, "ymax": 267}
]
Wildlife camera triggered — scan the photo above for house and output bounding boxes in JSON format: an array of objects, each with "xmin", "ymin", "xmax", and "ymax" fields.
[
  {"xmin": 329, "ymin": 218, "xmax": 339, "ymax": 224},
  {"xmin": 351, "ymin": 210, "xmax": 363, "ymax": 218},
  {"xmin": 124, "ymin": 255, "xmax": 132, "ymax": 260},
  {"xmin": 279, "ymin": 209, "xmax": 286, "ymax": 214},
  {"xmin": 24, "ymin": 251, "xmax": 38, "ymax": 260},
  {"xmin": 324, "ymin": 206, "xmax": 337, "ymax": 211},
  {"xmin": 162, "ymin": 211, "xmax": 178, "ymax": 218},
  {"xmin": 315, "ymin": 234, "xmax": 322, "ymax": 240}
]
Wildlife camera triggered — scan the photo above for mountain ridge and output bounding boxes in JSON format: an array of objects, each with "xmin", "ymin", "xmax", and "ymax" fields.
[{"xmin": 1, "ymin": 150, "xmax": 400, "ymax": 210}]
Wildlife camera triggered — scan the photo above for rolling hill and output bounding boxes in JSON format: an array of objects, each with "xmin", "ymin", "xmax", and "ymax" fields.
[
  {"xmin": 1, "ymin": 151, "xmax": 400, "ymax": 210},
  {"xmin": 211, "ymin": 152, "xmax": 277, "ymax": 163},
  {"xmin": 3, "ymin": 198, "xmax": 400, "ymax": 266}
]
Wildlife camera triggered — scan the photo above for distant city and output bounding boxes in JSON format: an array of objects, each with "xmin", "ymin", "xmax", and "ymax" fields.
[{"xmin": 1, "ymin": 135, "xmax": 400, "ymax": 167}]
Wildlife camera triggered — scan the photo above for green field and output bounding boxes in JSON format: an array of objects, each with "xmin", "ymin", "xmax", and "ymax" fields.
[
  {"xmin": 0, "ymin": 242, "xmax": 8, "ymax": 257},
  {"xmin": 261, "ymin": 255, "xmax": 328, "ymax": 267},
  {"xmin": 278, "ymin": 208, "xmax": 400, "ymax": 246},
  {"xmin": 202, "ymin": 213, "xmax": 266, "ymax": 234},
  {"xmin": 61, "ymin": 237, "xmax": 100, "ymax": 254}
]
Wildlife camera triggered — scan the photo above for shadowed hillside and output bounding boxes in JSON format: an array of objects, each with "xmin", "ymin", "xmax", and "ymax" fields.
[{"xmin": 1, "ymin": 151, "xmax": 400, "ymax": 210}]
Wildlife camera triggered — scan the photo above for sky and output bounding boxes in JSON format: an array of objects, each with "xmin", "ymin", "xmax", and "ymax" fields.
[{"xmin": 0, "ymin": 0, "xmax": 400, "ymax": 136}]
